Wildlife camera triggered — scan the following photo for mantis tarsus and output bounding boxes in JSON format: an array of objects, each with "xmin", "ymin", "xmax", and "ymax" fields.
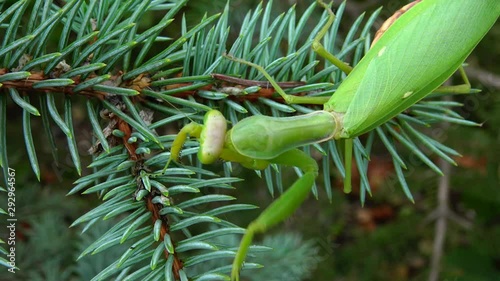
[{"xmin": 166, "ymin": 0, "xmax": 499, "ymax": 279}]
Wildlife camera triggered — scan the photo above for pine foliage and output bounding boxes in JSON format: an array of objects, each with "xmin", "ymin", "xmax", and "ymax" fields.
[{"xmin": 0, "ymin": 0, "xmax": 485, "ymax": 279}]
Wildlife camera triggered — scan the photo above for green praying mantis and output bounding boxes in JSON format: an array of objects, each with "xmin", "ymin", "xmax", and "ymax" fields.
[{"xmin": 165, "ymin": 0, "xmax": 499, "ymax": 279}]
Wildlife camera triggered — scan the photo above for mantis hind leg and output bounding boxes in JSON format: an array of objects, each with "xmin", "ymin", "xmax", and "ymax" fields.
[
  {"xmin": 313, "ymin": 1, "xmax": 353, "ymax": 75},
  {"xmin": 223, "ymin": 1, "xmax": 354, "ymax": 105},
  {"xmin": 223, "ymin": 54, "xmax": 330, "ymax": 105},
  {"xmin": 343, "ymin": 138, "xmax": 353, "ymax": 194},
  {"xmin": 434, "ymin": 66, "xmax": 478, "ymax": 94},
  {"xmin": 231, "ymin": 149, "xmax": 318, "ymax": 281}
]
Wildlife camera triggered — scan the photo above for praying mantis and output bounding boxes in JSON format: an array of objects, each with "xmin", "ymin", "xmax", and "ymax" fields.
[{"xmin": 166, "ymin": 0, "xmax": 499, "ymax": 279}]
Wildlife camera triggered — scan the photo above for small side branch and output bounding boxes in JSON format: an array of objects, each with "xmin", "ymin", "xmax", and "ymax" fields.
[{"xmin": 428, "ymin": 158, "xmax": 450, "ymax": 281}]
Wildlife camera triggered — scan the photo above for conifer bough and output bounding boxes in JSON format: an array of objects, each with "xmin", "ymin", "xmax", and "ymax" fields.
[{"xmin": 166, "ymin": 0, "xmax": 499, "ymax": 279}]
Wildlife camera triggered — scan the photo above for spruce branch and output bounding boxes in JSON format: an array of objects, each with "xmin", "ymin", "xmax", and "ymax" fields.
[{"xmin": 0, "ymin": 0, "xmax": 492, "ymax": 280}]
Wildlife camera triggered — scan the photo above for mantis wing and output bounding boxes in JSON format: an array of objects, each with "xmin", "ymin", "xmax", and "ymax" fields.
[{"xmin": 325, "ymin": 0, "xmax": 499, "ymax": 138}]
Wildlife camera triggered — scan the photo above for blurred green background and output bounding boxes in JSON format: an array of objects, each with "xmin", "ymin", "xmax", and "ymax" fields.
[{"xmin": 1, "ymin": 1, "xmax": 499, "ymax": 280}]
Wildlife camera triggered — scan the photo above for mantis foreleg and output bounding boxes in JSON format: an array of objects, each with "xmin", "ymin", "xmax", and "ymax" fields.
[
  {"xmin": 162, "ymin": 122, "xmax": 203, "ymax": 173},
  {"xmin": 163, "ymin": 110, "xmax": 227, "ymax": 173},
  {"xmin": 231, "ymin": 149, "xmax": 319, "ymax": 281}
]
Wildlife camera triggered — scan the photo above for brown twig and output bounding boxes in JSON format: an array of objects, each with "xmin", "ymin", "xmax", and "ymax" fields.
[
  {"xmin": 211, "ymin": 73, "xmax": 305, "ymax": 88},
  {"xmin": 145, "ymin": 193, "xmax": 183, "ymax": 279},
  {"xmin": 428, "ymin": 157, "xmax": 450, "ymax": 281}
]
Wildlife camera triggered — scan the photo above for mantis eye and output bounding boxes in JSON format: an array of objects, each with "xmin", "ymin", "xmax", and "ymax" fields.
[{"xmin": 198, "ymin": 110, "xmax": 227, "ymax": 164}]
